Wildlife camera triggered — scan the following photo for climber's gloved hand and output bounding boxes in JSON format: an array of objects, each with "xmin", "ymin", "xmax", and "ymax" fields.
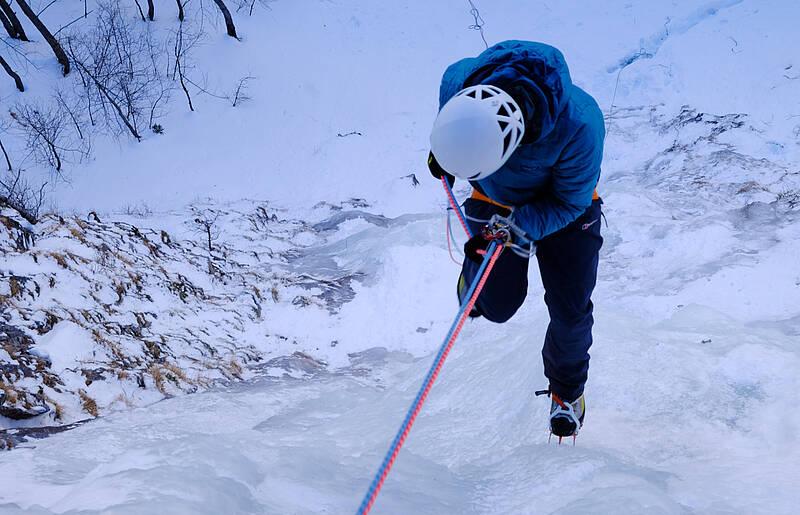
[
  {"xmin": 464, "ymin": 220, "xmax": 514, "ymax": 264},
  {"xmin": 428, "ymin": 151, "xmax": 455, "ymax": 188},
  {"xmin": 464, "ymin": 234, "xmax": 491, "ymax": 264}
]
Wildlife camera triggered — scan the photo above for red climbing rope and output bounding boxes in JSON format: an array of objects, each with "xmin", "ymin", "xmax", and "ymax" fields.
[{"xmin": 357, "ymin": 241, "xmax": 503, "ymax": 514}]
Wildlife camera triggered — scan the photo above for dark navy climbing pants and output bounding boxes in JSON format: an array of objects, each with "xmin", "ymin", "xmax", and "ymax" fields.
[{"xmin": 459, "ymin": 197, "xmax": 603, "ymax": 402}]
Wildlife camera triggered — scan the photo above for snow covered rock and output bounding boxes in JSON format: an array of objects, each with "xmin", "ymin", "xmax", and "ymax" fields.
[{"xmin": 0, "ymin": 200, "xmax": 370, "ymax": 431}]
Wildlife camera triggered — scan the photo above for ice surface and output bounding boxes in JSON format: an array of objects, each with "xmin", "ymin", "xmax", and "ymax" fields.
[{"xmin": 2, "ymin": 300, "xmax": 798, "ymax": 513}]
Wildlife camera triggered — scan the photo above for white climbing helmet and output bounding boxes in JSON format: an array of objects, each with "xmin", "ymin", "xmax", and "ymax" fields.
[{"xmin": 430, "ymin": 84, "xmax": 525, "ymax": 180}]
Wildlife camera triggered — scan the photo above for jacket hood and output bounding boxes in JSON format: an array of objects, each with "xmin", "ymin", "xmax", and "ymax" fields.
[{"xmin": 442, "ymin": 41, "xmax": 573, "ymax": 144}]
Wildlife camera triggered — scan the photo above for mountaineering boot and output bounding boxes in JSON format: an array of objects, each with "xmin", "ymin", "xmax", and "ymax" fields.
[
  {"xmin": 457, "ymin": 272, "xmax": 482, "ymax": 318},
  {"xmin": 550, "ymin": 392, "xmax": 586, "ymax": 441},
  {"xmin": 550, "ymin": 392, "xmax": 584, "ymax": 439},
  {"xmin": 536, "ymin": 389, "xmax": 585, "ymax": 441}
]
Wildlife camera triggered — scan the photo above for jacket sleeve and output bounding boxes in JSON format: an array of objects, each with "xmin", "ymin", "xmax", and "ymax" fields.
[{"xmin": 511, "ymin": 121, "xmax": 604, "ymax": 241}]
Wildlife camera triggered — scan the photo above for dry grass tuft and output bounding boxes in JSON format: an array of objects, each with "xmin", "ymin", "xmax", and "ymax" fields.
[
  {"xmin": 115, "ymin": 283, "xmax": 126, "ymax": 305},
  {"xmin": 44, "ymin": 394, "xmax": 64, "ymax": 420},
  {"xmin": 1, "ymin": 342, "xmax": 18, "ymax": 360},
  {"xmin": 78, "ymin": 390, "xmax": 99, "ymax": 417},
  {"xmin": 147, "ymin": 362, "xmax": 194, "ymax": 395},
  {"xmin": 118, "ymin": 255, "xmax": 135, "ymax": 266},
  {"xmin": 90, "ymin": 329, "xmax": 125, "ymax": 361},
  {"xmin": 69, "ymin": 227, "xmax": 88, "ymax": 245},
  {"xmin": 46, "ymin": 252, "xmax": 69, "ymax": 269},
  {"xmin": 114, "ymin": 393, "xmax": 136, "ymax": 408},
  {"xmin": 0, "ymin": 383, "xmax": 19, "ymax": 404},
  {"xmin": 147, "ymin": 364, "xmax": 167, "ymax": 394},
  {"xmin": 9, "ymin": 277, "xmax": 23, "ymax": 299},
  {"xmin": 228, "ymin": 360, "xmax": 243, "ymax": 377},
  {"xmin": 163, "ymin": 363, "xmax": 190, "ymax": 384}
]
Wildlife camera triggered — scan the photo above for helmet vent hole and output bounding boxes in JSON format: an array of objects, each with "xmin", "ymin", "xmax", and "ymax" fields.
[
  {"xmin": 480, "ymin": 89, "xmax": 491, "ymax": 99},
  {"xmin": 466, "ymin": 90, "xmax": 477, "ymax": 98},
  {"xmin": 502, "ymin": 131, "xmax": 513, "ymax": 154},
  {"xmin": 498, "ymin": 120, "xmax": 509, "ymax": 131},
  {"xmin": 497, "ymin": 105, "xmax": 509, "ymax": 117}
]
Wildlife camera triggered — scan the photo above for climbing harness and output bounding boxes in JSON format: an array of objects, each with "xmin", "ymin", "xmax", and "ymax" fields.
[
  {"xmin": 356, "ymin": 177, "xmax": 503, "ymax": 515},
  {"xmin": 445, "ymin": 176, "xmax": 536, "ymax": 260}
]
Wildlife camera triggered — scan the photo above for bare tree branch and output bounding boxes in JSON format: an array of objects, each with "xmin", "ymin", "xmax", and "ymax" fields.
[
  {"xmin": 10, "ymin": 106, "xmax": 63, "ymax": 171},
  {"xmin": 36, "ymin": 0, "xmax": 58, "ymax": 17},
  {"xmin": 70, "ymin": 57, "xmax": 141, "ymax": 141},
  {"xmin": 10, "ymin": 96, "xmax": 90, "ymax": 176},
  {"xmin": 193, "ymin": 210, "xmax": 220, "ymax": 252},
  {"xmin": 231, "ymin": 75, "xmax": 255, "ymax": 107},
  {"xmin": 65, "ymin": 2, "xmax": 171, "ymax": 141},
  {"xmin": 0, "ymin": 169, "xmax": 45, "ymax": 224},
  {"xmin": 183, "ymin": 75, "xmax": 228, "ymax": 100},
  {"xmin": 176, "ymin": 0, "xmax": 184, "ymax": 21},
  {"xmin": 2, "ymin": 37, "xmax": 39, "ymax": 70},
  {"xmin": 133, "ymin": 0, "xmax": 146, "ymax": 21},
  {"xmin": 55, "ymin": 89, "xmax": 89, "ymax": 143},
  {"xmin": 235, "ymin": 0, "xmax": 269, "ymax": 15},
  {"xmin": 174, "ymin": 20, "xmax": 194, "ymax": 111},
  {"xmin": 54, "ymin": 11, "xmax": 95, "ymax": 38},
  {"xmin": 147, "ymin": 0, "xmax": 154, "ymax": 21},
  {"xmin": 0, "ymin": 137, "xmax": 12, "ymax": 171}
]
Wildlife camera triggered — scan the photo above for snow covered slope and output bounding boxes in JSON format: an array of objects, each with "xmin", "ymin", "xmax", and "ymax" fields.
[
  {"xmin": 33, "ymin": 0, "xmax": 799, "ymax": 217},
  {"xmin": 2, "ymin": 0, "xmax": 800, "ymax": 513}
]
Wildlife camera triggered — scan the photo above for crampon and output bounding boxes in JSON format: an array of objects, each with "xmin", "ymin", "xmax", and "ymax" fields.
[{"xmin": 536, "ymin": 389, "xmax": 585, "ymax": 445}]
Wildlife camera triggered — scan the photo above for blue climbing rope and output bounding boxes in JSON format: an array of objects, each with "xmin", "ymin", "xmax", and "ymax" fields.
[{"xmin": 357, "ymin": 239, "xmax": 502, "ymax": 514}]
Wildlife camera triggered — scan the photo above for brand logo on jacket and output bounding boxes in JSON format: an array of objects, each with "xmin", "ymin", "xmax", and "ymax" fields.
[{"xmin": 581, "ymin": 219, "xmax": 598, "ymax": 231}]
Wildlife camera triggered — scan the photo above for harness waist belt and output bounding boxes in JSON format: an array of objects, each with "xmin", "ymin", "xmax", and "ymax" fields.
[{"xmin": 470, "ymin": 188, "xmax": 600, "ymax": 208}]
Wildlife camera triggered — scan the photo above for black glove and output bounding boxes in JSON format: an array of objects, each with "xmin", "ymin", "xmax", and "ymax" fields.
[
  {"xmin": 428, "ymin": 151, "xmax": 454, "ymax": 188},
  {"xmin": 465, "ymin": 222, "xmax": 515, "ymax": 263},
  {"xmin": 464, "ymin": 234, "xmax": 490, "ymax": 264}
]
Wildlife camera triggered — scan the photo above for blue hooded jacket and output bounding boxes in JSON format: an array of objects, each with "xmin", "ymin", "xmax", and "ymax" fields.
[{"xmin": 438, "ymin": 41, "xmax": 605, "ymax": 241}]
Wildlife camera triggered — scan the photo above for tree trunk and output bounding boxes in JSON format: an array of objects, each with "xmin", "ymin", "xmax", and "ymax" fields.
[
  {"xmin": 174, "ymin": 23, "xmax": 193, "ymax": 111},
  {"xmin": 0, "ymin": 10, "xmax": 15, "ymax": 38},
  {"xmin": 147, "ymin": 0, "xmax": 154, "ymax": 21},
  {"xmin": 176, "ymin": 0, "xmax": 184, "ymax": 21},
  {"xmin": 132, "ymin": 0, "xmax": 145, "ymax": 21},
  {"xmin": 0, "ymin": 53, "xmax": 24, "ymax": 91},
  {"xmin": 212, "ymin": 0, "xmax": 238, "ymax": 39},
  {"xmin": 0, "ymin": 0, "xmax": 28, "ymax": 41},
  {"xmin": 15, "ymin": 0, "xmax": 69, "ymax": 75}
]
